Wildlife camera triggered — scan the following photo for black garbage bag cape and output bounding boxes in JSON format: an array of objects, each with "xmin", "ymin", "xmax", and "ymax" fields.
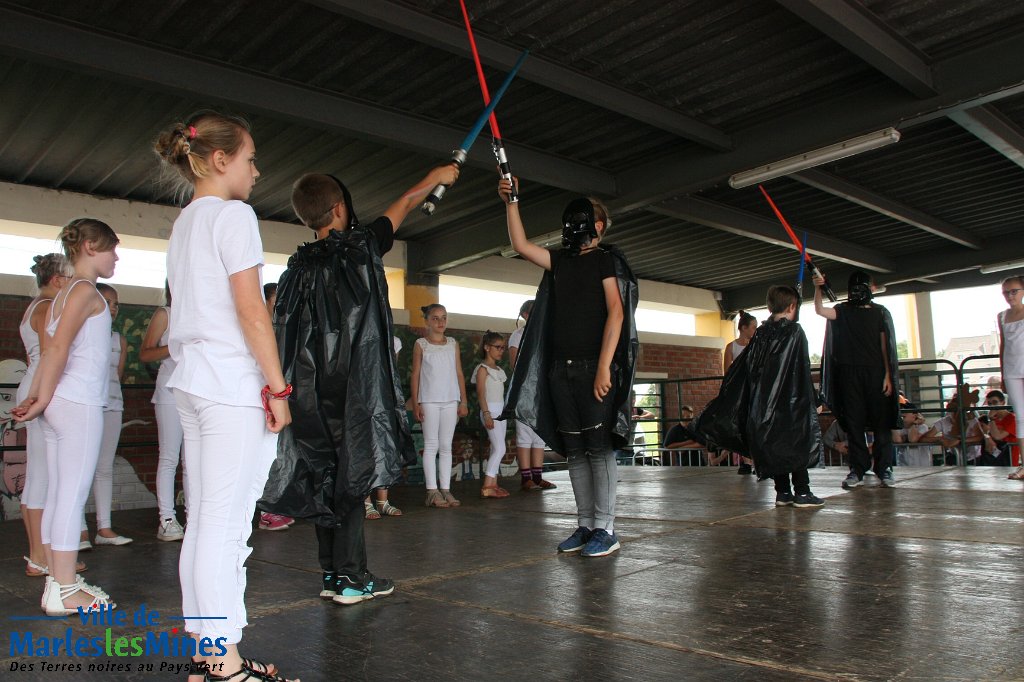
[
  {"xmin": 695, "ymin": 318, "xmax": 822, "ymax": 477},
  {"xmin": 498, "ymin": 244, "xmax": 639, "ymax": 452},
  {"xmin": 259, "ymin": 227, "xmax": 416, "ymax": 525},
  {"xmin": 820, "ymin": 302, "xmax": 900, "ymax": 429}
]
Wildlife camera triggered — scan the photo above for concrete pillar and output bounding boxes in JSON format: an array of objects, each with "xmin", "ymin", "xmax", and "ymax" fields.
[
  {"xmin": 913, "ymin": 292, "xmax": 936, "ymax": 360},
  {"xmin": 405, "ymin": 272, "xmax": 439, "ymax": 324}
]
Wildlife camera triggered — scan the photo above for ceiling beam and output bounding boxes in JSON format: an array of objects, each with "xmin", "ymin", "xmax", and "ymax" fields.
[
  {"xmin": 948, "ymin": 104, "xmax": 1024, "ymax": 170},
  {"xmin": 791, "ymin": 169, "xmax": 983, "ymax": 249},
  {"xmin": 312, "ymin": 0, "xmax": 732, "ymax": 151},
  {"xmin": 412, "ymin": 193, "xmax": 571, "ymax": 274},
  {"xmin": 0, "ymin": 6, "xmax": 615, "ymax": 196},
  {"xmin": 723, "ymin": 239, "xmax": 1024, "ymax": 310},
  {"xmin": 650, "ymin": 196, "xmax": 897, "ymax": 273},
  {"xmin": 775, "ymin": 0, "xmax": 935, "ymax": 97},
  {"xmin": 613, "ymin": 31, "xmax": 1024, "ymax": 213}
]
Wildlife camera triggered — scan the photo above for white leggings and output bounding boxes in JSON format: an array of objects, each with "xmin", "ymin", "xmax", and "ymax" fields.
[
  {"xmin": 1003, "ymin": 376, "xmax": 1024, "ymax": 460},
  {"xmin": 421, "ymin": 401, "xmax": 458, "ymax": 490},
  {"xmin": 154, "ymin": 402, "xmax": 186, "ymax": 520},
  {"xmin": 40, "ymin": 397, "xmax": 103, "ymax": 551},
  {"xmin": 175, "ymin": 389, "xmax": 277, "ymax": 645},
  {"xmin": 481, "ymin": 401, "xmax": 507, "ymax": 478},
  {"xmin": 92, "ymin": 410, "xmax": 122, "ymax": 530},
  {"xmin": 21, "ymin": 417, "xmax": 49, "ymax": 509}
]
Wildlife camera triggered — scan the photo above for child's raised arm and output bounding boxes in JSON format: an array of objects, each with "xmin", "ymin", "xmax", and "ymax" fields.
[
  {"xmin": 499, "ymin": 177, "xmax": 551, "ymax": 271},
  {"xmin": 813, "ymin": 272, "xmax": 837, "ymax": 320},
  {"xmin": 383, "ymin": 163, "xmax": 461, "ymax": 232}
]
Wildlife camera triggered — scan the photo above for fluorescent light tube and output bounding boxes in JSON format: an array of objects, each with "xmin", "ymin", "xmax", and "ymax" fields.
[{"xmin": 729, "ymin": 128, "xmax": 901, "ymax": 189}]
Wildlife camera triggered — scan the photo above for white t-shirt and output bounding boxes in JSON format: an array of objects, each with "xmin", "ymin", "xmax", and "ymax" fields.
[
  {"xmin": 897, "ymin": 423, "xmax": 933, "ymax": 466},
  {"xmin": 509, "ymin": 326, "xmax": 525, "ymax": 350},
  {"xmin": 416, "ymin": 337, "xmax": 460, "ymax": 403},
  {"xmin": 471, "ymin": 363, "xmax": 506, "ymax": 404},
  {"xmin": 166, "ymin": 196, "xmax": 265, "ymax": 408}
]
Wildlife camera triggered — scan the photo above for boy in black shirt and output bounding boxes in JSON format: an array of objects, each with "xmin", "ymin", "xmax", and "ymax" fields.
[
  {"xmin": 498, "ymin": 179, "xmax": 639, "ymax": 558},
  {"xmin": 261, "ymin": 164, "xmax": 458, "ymax": 604},
  {"xmin": 814, "ymin": 270, "xmax": 899, "ymax": 489}
]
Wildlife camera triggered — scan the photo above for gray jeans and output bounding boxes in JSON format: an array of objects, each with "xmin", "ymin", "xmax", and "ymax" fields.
[{"xmin": 567, "ymin": 450, "xmax": 618, "ymax": 533}]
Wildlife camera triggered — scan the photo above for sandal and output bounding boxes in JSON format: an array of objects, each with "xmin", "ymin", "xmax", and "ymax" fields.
[
  {"xmin": 440, "ymin": 489, "xmax": 461, "ymax": 507},
  {"xmin": 536, "ymin": 479, "xmax": 557, "ymax": 490},
  {"xmin": 1009, "ymin": 466, "xmax": 1024, "ymax": 480},
  {"xmin": 480, "ymin": 485, "xmax": 509, "ymax": 498},
  {"xmin": 43, "ymin": 577, "xmax": 115, "ymax": 616},
  {"xmin": 205, "ymin": 659, "xmax": 295, "ymax": 681},
  {"xmin": 24, "ymin": 556, "xmax": 87, "ymax": 576},
  {"xmin": 425, "ymin": 490, "xmax": 450, "ymax": 508},
  {"xmin": 376, "ymin": 501, "xmax": 403, "ymax": 516},
  {"xmin": 364, "ymin": 502, "xmax": 381, "ymax": 520}
]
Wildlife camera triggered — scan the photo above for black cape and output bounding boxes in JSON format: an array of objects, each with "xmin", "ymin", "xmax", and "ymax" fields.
[
  {"xmin": 695, "ymin": 318, "xmax": 822, "ymax": 477},
  {"xmin": 499, "ymin": 244, "xmax": 639, "ymax": 452},
  {"xmin": 259, "ymin": 227, "xmax": 416, "ymax": 524},
  {"xmin": 820, "ymin": 302, "xmax": 901, "ymax": 429}
]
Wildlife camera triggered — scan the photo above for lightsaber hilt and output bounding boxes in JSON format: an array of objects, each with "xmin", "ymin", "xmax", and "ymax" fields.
[
  {"xmin": 809, "ymin": 261, "xmax": 837, "ymax": 302},
  {"xmin": 493, "ymin": 140, "xmax": 517, "ymax": 204},
  {"xmin": 422, "ymin": 148, "xmax": 468, "ymax": 216}
]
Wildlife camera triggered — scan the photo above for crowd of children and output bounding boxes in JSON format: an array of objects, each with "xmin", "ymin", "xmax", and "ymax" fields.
[{"xmin": 8, "ymin": 107, "xmax": 1022, "ymax": 682}]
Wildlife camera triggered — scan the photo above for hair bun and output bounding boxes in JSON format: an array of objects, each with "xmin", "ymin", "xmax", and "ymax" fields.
[
  {"xmin": 33, "ymin": 255, "xmax": 43, "ymax": 264},
  {"xmin": 420, "ymin": 305, "xmax": 430, "ymax": 315}
]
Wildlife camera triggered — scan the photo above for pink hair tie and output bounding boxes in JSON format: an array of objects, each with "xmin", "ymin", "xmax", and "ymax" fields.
[{"xmin": 187, "ymin": 125, "xmax": 197, "ymax": 140}]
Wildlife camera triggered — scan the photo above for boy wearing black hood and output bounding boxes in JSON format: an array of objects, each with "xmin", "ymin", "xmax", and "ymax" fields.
[
  {"xmin": 813, "ymin": 270, "xmax": 900, "ymax": 489},
  {"xmin": 260, "ymin": 164, "xmax": 458, "ymax": 604}
]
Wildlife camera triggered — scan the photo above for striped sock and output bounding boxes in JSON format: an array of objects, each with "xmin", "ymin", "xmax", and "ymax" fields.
[
  {"xmin": 531, "ymin": 467, "xmax": 543, "ymax": 484},
  {"xmin": 521, "ymin": 469, "xmax": 532, "ymax": 485}
]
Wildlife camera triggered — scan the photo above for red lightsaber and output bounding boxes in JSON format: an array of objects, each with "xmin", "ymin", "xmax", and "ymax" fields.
[
  {"xmin": 758, "ymin": 184, "xmax": 836, "ymax": 302},
  {"xmin": 459, "ymin": 0, "xmax": 518, "ymax": 203}
]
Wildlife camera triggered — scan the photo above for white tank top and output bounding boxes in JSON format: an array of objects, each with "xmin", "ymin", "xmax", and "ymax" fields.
[
  {"xmin": 1000, "ymin": 310, "xmax": 1024, "ymax": 378},
  {"xmin": 151, "ymin": 307, "xmax": 177, "ymax": 405},
  {"xmin": 472, "ymin": 363, "xmax": 506, "ymax": 404},
  {"xmin": 728, "ymin": 340, "xmax": 747, "ymax": 362},
  {"xmin": 17, "ymin": 298, "xmax": 50, "ymax": 403},
  {"xmin": 416, "ymin": 337, "xmax": 460, "ymax": 403},
  {"xmin": 105, "ymin": 331, "xmax": 124, "ymax": 412},
  {"xmin": 48, "ymin": 280, "xmax": 111, "ymax": 407}
]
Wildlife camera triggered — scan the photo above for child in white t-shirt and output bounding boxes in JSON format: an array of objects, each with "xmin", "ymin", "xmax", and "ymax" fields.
[{"xmin": 473, "ymin": 331, "xmax": 509, "ymax": 498}]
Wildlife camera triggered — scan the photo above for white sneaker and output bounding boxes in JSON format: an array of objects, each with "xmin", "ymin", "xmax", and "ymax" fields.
[
  {"xmin": 94, "ymin": 533, "xmax": 133, "ymax": 546},
  {"xmin": 79, "ymin": 539, "xmax": 92, "ymax": 552},
  {"xmin": 157, "ymin": 517, "xmax": 185, "ymax": 542}
]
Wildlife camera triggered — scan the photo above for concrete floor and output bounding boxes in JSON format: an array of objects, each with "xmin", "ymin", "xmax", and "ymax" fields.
[{"xmin": 2, "ymin": 466, "xmax": 1022, "ymax": 681}]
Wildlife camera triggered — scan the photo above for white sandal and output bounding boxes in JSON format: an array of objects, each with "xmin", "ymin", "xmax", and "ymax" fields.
[{"xmin": 43, "ymin": 576, "xmax": 115, "ymax": 616}]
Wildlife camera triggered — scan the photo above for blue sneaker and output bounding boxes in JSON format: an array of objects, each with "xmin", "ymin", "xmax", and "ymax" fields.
[
  {"xmin": 332, "ymin": 575, "xmax": 374, "ymax": 605},
  {"xmin": 557, "ymin": 527, "xmax": 593, "ymax": 553},
  {"xmin": 581, "ymin": 529, "xmax": 620, "ymax": 557}
]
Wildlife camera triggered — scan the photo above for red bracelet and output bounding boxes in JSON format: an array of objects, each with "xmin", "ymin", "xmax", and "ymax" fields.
[{"xmin": 261, "ymin": 384, "xmax": 293, "ymax": 418}]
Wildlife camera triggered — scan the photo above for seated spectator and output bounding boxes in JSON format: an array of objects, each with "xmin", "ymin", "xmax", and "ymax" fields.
[
  {"xmin": 891, "ymin": 402, "xmax": 935, "ymax": 467},
  {"xmin": 663, "ymin": 406, "xmax": 725, "ymax": 466},
  {"xmin": 822, "ymin": 419, "xmax": 849, "ymax": 462},
  {"xmin": 923, "ymin": 387, "xmax": 983, "ymax": 464},
  {"xmin": 977, "ymin": 390, "xmax": 1018, "ymax": 467}
]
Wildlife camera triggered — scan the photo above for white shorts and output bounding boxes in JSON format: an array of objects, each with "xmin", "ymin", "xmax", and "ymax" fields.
[{"xmin": 515, "ymin": 420, "xmax": 546, "ymax": 449}]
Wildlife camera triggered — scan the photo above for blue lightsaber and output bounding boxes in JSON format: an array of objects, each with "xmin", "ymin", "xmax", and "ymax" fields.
[
  {"xmin": 422, "ymin": 49, "xmax": 529, "ymax": 215},
  {"xmin": 796, "ymin": 231, "xmax": 807, "ymax": 295}
]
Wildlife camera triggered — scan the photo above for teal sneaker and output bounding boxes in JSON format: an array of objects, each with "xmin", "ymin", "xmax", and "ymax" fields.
[{"xmin": 332, "ymin": 575, "xmax": 374, "ymax": 605}]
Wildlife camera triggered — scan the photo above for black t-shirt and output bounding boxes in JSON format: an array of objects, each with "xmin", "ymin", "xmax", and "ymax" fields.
[
  {"xmin": 663, "ymin": 422, "xmax": 699, "ymax": 448},
  {"xmin": 833, "ymin": 304, "xmax": 887, "ymax": 367},
  {"xmin": 549, "ymin": 248, "xmax": 617, "ymax": 361},
  {"xmin": 363, "ymin": 216, "xmax": 394, "ymax": 255}
]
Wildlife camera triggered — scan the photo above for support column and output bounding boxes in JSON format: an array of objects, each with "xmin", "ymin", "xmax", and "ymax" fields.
[{"xmin": 405, "ymin": 271, "xmax": 439, "ymax": 324}]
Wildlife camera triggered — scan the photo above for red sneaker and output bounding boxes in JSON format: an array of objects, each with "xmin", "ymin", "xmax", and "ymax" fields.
[{"xmin": 259, "ymin": 513, "xmax": 295, "ymax": 531}]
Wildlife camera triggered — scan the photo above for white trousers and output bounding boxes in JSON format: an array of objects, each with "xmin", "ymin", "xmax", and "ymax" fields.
[
  {"xmin": 40, "ymin": 397, "xmax": 103, "ymax": 551},
  {"xmin": 154, "ymin": 402, "xmax": 186, "ymax": 520},
  {"xmin": 92, "ymin": 410, "xmax": 122, "ymax": 530},
  {"xmin": 421, "ymin": 401, "xmax": 458, "ymax": 490},
  {"xmin": 1003, "ymin": 376, "xmax": 1024, "ymax": 460},
  {"xmin": 174, "ymin": 390, "xmax": 277, "ymax": 644},
  {"xmin": 481, "ymin": 401, "xmax": 507, "ymax": 478}
]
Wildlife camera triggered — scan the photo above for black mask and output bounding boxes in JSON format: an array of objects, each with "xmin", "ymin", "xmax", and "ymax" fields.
[
  {"xmin": 847, "ymin": 271, "xmax": 873, "ymax": 305},
  {"xmin": 561, "ymin": 198, "xmax": 598, "ymax": 253}
]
